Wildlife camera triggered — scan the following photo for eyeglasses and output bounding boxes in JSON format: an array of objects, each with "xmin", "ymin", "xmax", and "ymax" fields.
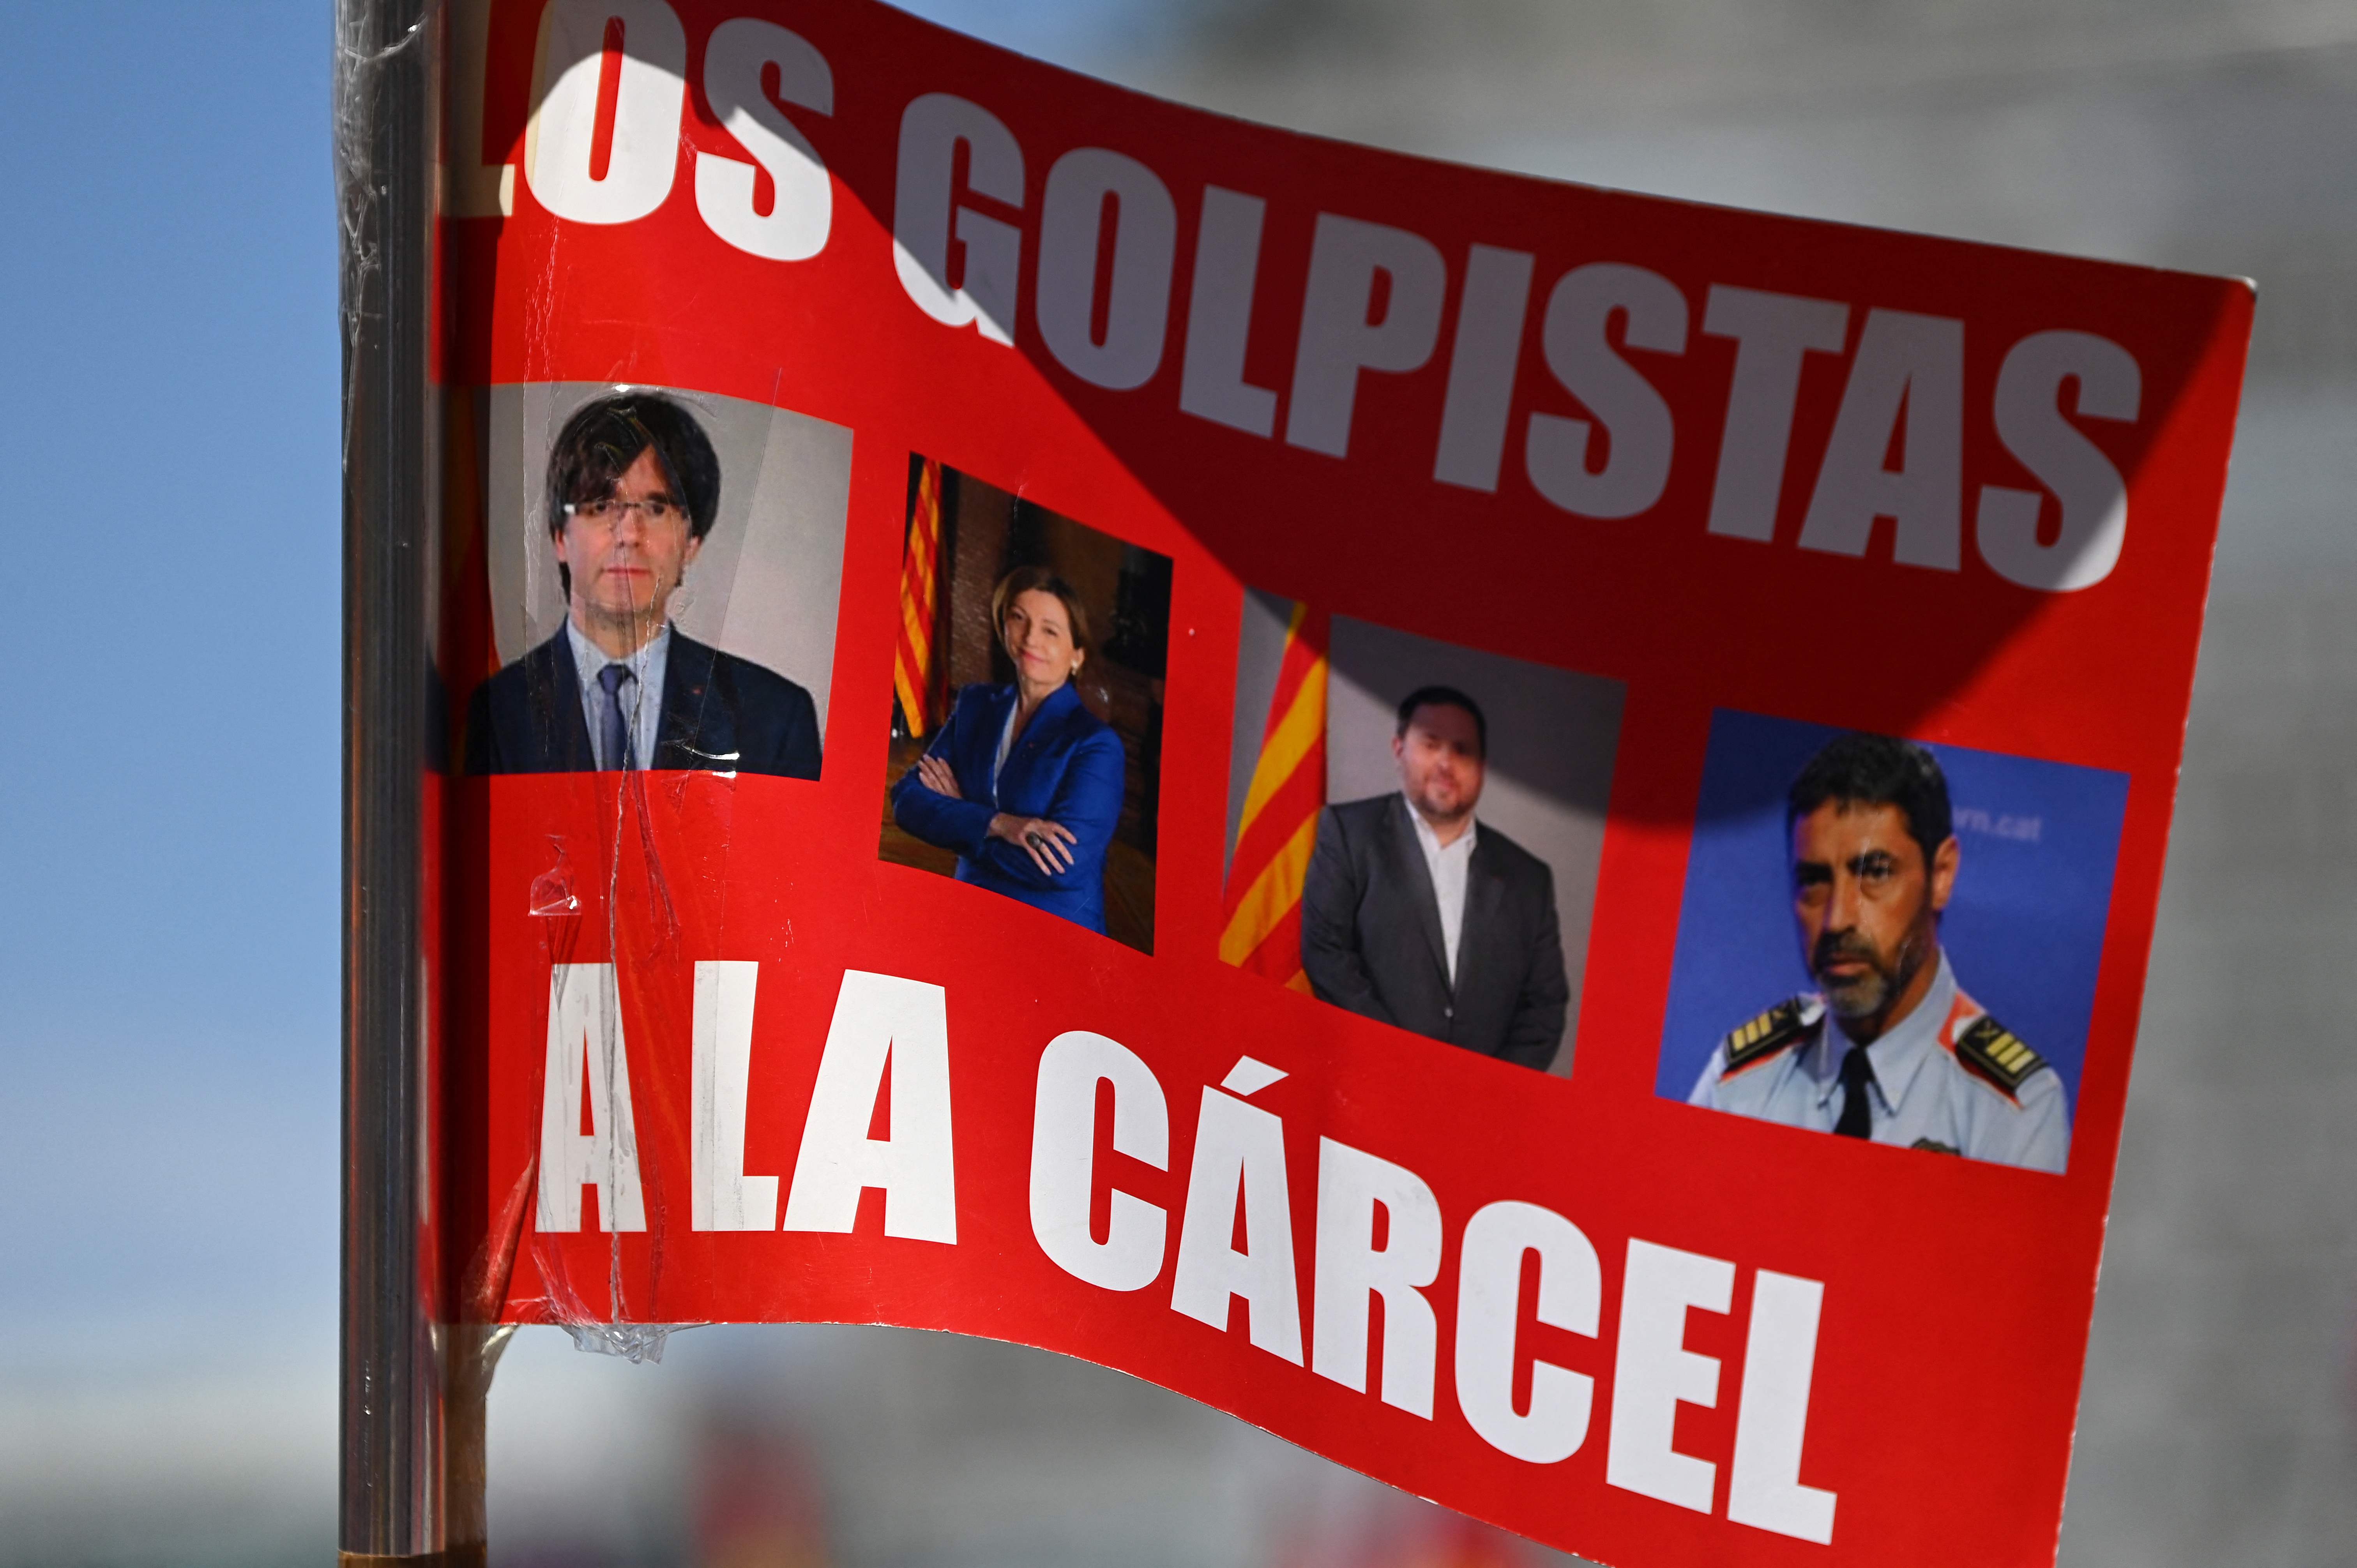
[{"xmin": 564, "ymin": 496, "xmax": 686, "ymax": 526}]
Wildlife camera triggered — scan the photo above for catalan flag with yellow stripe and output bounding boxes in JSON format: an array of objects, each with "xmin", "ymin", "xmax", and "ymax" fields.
[
  {"xmin": 1221, "ymin": 600, "xmax": 1329, "ymax": 990},
  {"xmin": 894, "ymin": 458, "xmax": 946, "ymax": 733}
]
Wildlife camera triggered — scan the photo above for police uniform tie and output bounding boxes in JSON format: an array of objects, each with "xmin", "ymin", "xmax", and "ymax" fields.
[
  {"xmin": 1834, "ymin": 1045, "xmax": 1876, "ymax": 1139},
  {"xmin": 597, "ymin": 663, "xmax": 637, "ymax": 770}
]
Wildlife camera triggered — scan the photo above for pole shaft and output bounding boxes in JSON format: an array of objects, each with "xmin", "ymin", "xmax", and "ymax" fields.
[{"xmin": 338, "ymin": 0, "xmax": 449, "ymax": 1559}]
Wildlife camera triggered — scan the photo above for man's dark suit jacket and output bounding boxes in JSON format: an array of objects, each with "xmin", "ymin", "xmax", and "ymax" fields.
[
  {"xmin": 1300, "ymin": 793, "xmax": 1569, "ymax": 1070},
  {"xmin": 465, "ymin": 626, "xmax": 822, "ymax": 779}
]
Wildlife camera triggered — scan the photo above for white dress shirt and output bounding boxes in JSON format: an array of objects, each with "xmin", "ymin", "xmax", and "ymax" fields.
[
  {"xmin": 567, "ymin": 618, "xmax": 671, "ymax": 771},
  {"xmin": 1406, "ymin": 797, "xmax": 1478, "ymax": 985}
]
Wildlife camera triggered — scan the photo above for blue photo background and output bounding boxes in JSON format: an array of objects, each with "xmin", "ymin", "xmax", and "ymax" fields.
[{"xmin": 1654, "ymin": 710, "xmax": 2130, "ymax": 1117}]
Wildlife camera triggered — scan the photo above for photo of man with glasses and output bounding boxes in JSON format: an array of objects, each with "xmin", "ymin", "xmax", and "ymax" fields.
[{"xmin": 465, "ymin": 391, "xmax": 823, "ymax": 780}]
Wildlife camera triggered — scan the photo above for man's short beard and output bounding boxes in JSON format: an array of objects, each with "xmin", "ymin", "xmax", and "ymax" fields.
[
  {"xmin": 1408, "ymin": 780, "xmax": 1471, "ymax": 828},
  {"xmin": 1813, "ymin": 927, "xmax": 1931, "ymax": 1022}
]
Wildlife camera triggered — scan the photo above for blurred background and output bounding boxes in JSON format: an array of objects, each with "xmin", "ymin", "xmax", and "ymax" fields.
[{"xmin": 1, "ymin": 0, "xmax": 2350, "ymax": 1563}]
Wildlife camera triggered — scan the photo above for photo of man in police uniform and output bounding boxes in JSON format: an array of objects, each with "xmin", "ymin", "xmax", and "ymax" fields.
[{"xmin": 1687, "ymin": 732, "xmax": 2070, "ymax": 1172}]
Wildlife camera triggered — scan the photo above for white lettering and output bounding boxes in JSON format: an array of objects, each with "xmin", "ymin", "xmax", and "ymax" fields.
[
  {"xmin": 1525, "ymin": 263, "xmax": 1688, "ymax": 519},
  {"xmin": 1170, "ymin": 1087, "xmax": 1303, "ymax": 1362},
  {"xmin": 1798, "ymin": 307, "xmax": 1965, "ymax": 569},
  {"xmin": 1220, "ymin": 1055, "xmax": 1286, "ymax": 1095},
  {"xmin": 1702, "ymin": 285, "xmax": 1850, "ymax": 542},
  {"xmin": 1178, "ymin": 186, "xmax": 1279, "ymax": 436},
  {"xmin": 780, "ymin": 969, "xmax": 958, "ymax": 1243},
  {"xmin": 1454, "ymin": 1200, "xmax": 1601, "ymax": 1463},
  {"xmin": 689, "ymin": 961, "xmax": 778, "ymax": 1231},
  {"xmin": 1977, "ymin": 329, "xmax": 2141, "ymax": 592},
  {"xmin": 1286, "ymin": 213, "xmax": 1447, "ymax": 459},
  {"xmin": 1433, "ymin": 245, "xmax": 1537, "ymax": 492},
  {"xmin": 536, "ymin": 963, "xmax": 647, "ymax": 1232},
  {"xmin": 1606, "ymin": 1238, "xmax": 1735, "ymax": 1512},
  {"xmin": 1728, "ymin": 1270, "xmax": 1839, "ymax": 1543},
  {"xmin": 892, "ymin": 94, "xmax": 1024, "ymax": 344},
  {"xmin": 1036, "ymin": 149, "xmax": 1178, "ymax": 390},
  {"xmin": 1030, "ymin": 1030, "xmax": 1169, "ymax": 1290},
  {"xmin": 693, "ymin": 18, "xmax": 832, "ymax": 262},
  {"xmin": 1311, "ymin": 1139, "xmax": 1442, "ymax": 1417},
  {"xmin": 523, "ymin": 0, "xmax": 687, "ymax": 226}
]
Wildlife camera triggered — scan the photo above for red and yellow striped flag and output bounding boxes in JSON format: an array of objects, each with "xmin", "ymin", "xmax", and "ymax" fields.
[
  {"xmin": 1220, "ymin": 600, "xmax": 1329, "ymax": 991},
  {"xmin": 894, "ymin": 459, "xmax": 945, "ymax": 733}
]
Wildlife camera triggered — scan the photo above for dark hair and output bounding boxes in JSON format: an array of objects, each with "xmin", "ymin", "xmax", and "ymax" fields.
[
  {"xmin": 1786, "ymin": 733, "xmax": 1952, "ymax": 866},
  {"xmin": 1396, "ymin": 685, "xmax": 1487, "ymax": 758},
  {"xmin": 992, "ymin": 565, "xmax": 1093, "ymax": 661},
  {"xmin": 545, "ymin": 392, "xmax": 722, "ymax": 597}
]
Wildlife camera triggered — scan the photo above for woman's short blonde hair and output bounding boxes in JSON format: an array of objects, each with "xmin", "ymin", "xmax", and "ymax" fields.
[{"xmin": 991, "ymin": 565, "xmax": 1093, "ymax": 659}]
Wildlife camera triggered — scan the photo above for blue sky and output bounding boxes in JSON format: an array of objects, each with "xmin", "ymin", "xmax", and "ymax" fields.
[
  {"xmin": 0, "ymin": 4, "xmax": 343, "ymax": 1349},
  {"xmin": 899, "ymin": 0, "xmax": 1163, "ymax": 63}
]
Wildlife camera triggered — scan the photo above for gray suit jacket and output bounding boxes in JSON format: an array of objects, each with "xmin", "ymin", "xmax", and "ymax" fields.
[{"xmin": 1300, "ymin": 793, "xmax": 1569, "ymax": 1070}]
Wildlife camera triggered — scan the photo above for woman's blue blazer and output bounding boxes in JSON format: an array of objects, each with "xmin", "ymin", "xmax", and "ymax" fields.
[{"xmin": 889, "ymin": 681, "xmax": 1127, "ymax": 934}]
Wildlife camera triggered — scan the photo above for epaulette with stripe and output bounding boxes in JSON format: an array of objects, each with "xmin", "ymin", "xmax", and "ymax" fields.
[
  {"xmin": 1954, "ymin": 1015, "xmax": 2050, "ymax": 1101},
  {"xmin": 1719, "ymin": 999, "xmax": 1816, "ymax": 1078}
]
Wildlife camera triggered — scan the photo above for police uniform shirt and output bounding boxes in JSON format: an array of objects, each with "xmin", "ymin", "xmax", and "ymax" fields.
[{"xmin": 1687, "ymin": 951, "xmax": 2072, "ymax": 1174}]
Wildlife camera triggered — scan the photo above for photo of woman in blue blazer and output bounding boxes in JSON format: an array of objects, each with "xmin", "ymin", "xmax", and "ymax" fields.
[{"xmin": 890, "ymin": 566, "xmax": 1128, "ymax": 934}]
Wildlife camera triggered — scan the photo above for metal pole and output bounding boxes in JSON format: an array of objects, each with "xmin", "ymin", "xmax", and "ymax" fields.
[{"xmin": 339, "ymin": 0, "xmax": 463, "ymax": 1563}]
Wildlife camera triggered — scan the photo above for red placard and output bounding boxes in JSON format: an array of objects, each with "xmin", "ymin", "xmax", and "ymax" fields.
[{"xmin": 430, "ymin": 3, "xmax": 2251, "ymax": 1564}]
